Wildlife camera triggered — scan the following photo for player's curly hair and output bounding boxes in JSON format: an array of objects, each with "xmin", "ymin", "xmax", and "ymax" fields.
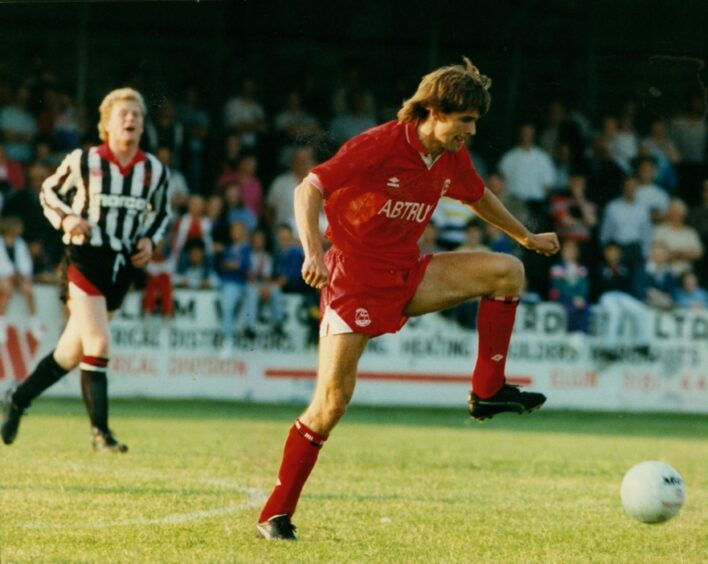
[
  {"xmin": 398, "ymin": 57, "xmax": 492, "ymax": 123},
  {"xmin": 97, "ymin": 87, "xmax": 147, "ymax": 142}
]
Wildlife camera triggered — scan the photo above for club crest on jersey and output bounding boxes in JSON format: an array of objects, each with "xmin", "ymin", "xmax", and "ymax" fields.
[
  {"xmin": 377, "ymin": 199, "xmax": 433, "ymax": 223},
  {"xmin": 355, "ymin": 308, "xmax": 371, "ymax": 327},
  {"xmin": 386, "ymin": 177, "xmax": 400, "ymax": 188},
  {"xmin": 442, "ymin": 178, "xmax": 451, "ymax": 195}
]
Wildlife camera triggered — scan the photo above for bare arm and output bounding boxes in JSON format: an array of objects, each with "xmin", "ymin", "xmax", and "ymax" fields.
[
  {"xmin": 294, "ymin": 180, "xmax": 329, "ymax": 288},
  {"xmin": 469, "ymin": 187, "xmax": 560, "ymax": 256}
]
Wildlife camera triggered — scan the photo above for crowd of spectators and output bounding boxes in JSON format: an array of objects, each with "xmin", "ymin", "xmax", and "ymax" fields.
[{"xmin": 0, "ymin": 62, "xmax": 706, "ymax": 346}]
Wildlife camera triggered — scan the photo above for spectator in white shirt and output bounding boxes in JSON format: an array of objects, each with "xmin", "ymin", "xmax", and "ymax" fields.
[{"xmin": 499, "ymin": 123, "xmax": 556, "ymax": 204}]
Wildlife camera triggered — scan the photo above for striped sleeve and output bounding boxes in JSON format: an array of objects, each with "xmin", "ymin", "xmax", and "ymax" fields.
[
  {"xmin": 39, "ymin": 149, "xmax": 82, "ymax": 230},
  {"xmin": 139, "ymin": 159, "xmax": 171, "ymax": 245}
]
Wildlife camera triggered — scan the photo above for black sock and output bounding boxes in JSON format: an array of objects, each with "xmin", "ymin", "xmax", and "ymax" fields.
[
  {"xmin": 79, "ymin": 356, "xmax": 110, "ymax": 433},
  {"xmin": 12, "ymin": 351, "xmax": 69, "ymax": 409}
]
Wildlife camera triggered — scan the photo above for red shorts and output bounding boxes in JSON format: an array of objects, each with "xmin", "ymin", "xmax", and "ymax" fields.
[{"xmin": 320, "ymin": 248, "xmax": 433, "ymax": 337}]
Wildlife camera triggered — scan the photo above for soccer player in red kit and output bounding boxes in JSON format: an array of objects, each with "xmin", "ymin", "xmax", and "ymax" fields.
[{"xmin": 257, "ymin": 58, "xmax": 560, "ymax": 540}]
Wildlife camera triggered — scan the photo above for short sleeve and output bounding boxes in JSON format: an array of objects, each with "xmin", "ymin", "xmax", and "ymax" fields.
[
  {"xmin": 445, "ymin": 148, "xmax": 485, "ymax": 204},
  {"xmin": 307, "ymin": 130, "xmax": 385, "ymax": 197}
]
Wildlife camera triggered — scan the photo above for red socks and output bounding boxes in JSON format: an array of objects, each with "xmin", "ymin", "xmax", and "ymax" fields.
[
  {"xmin": 472, "ymin": 296, "xmax": 519, "ymax": 398},
  {"xmin": 259, "ymin": 418, "xmax": 328, "ymax": 522}
]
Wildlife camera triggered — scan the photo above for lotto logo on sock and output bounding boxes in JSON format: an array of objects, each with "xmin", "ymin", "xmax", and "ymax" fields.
[
  {"xmin": 0, "ymin": 325, "xmax": 41, "ymax": 382},
  {"xmin": 491, "ymin": 354, "xmax": 505, "ymax": 362}
]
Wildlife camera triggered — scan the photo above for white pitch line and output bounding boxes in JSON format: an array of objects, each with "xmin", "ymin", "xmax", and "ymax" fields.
[{"xmin": 4, "ymin": 462, "xmax": 267, "ymax": 531}]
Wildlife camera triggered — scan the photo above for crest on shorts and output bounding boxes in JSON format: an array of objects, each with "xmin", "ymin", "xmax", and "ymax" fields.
[{"xmin": 355, "ymin": 308, "xmax": 372, "ymax": 327}]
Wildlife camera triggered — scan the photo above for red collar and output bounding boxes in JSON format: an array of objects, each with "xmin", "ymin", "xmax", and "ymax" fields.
[
  {"xmin": 404, "ymin": 122, "xmax": 431, "ymax": 155},
  {"xmin": 97, "ymin": 143, "xmax": 148, "ymax": 176}
]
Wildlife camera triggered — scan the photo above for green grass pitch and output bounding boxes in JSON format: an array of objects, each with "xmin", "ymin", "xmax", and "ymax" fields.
[{"xmin": 0, "ymin": 399, "xmax": 706, "ymax": 563}]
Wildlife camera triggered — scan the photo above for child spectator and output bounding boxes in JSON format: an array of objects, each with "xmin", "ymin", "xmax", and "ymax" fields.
[
  {"xmin": 170, "ymin": 194, "xmax": 214, "ymax": 271},
  {"xmin": 550, "ymin": 174, "xmax": 597, "ymax": 244},
  {"xmin": 174, "ymin": 238, "xmax": 219, "ymax": 290},
  {"xmin": 219, "ymin": 221, "xmax": 254, "ymax": 345},
  {"xmin": 274, "ymin": 223, "xmax": 306, "ymax": 294},
  {"xmin": 549, "ymin": 240, "xmax": 590, "ymax": 334},
  {"xmin": 674, "ymin": 271, "xmax": 708, "ymax": 309},
  {"xmin": 0, "ymin": 217, "xmax": 42, "ymax": 341},
  {"xmin": 245, "ymin": 230, "xmax": 285, "ymax": 334},
  {"xmin": 142, "ymin": 241, "xmax": 174, "ymax": 318}
]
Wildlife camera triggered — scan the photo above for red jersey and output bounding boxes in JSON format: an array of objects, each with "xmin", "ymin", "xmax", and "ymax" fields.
[{"xmin": 308, "ymin": 120, "xmax": 485, "ymax": 268}]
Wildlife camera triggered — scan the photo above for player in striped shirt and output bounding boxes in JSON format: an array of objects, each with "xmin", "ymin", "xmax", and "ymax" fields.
[{"xmin": 2, "ymin": 87, "xmax": 170, "ymax": 452}]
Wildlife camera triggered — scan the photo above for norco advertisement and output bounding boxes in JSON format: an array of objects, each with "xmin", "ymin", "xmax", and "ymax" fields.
[{"xmin": 2, "ymin": 286, "xmax": 706, "ymax": 413}]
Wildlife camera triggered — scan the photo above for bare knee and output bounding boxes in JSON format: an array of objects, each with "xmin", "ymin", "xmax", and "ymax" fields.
[
  {"xmin": 494, "ymin": 255, "xmax": 525, "ymax": 296},
  {"xmin": 81, "ymin": 332, "xmax": 110, "ymax": 357},
  {"xmin": 305, "ymin": 388, "xmax": 352, "ymax": 433}
]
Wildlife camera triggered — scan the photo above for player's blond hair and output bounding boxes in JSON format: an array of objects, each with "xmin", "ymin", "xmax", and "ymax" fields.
[
  {"xmin": 97, "ymin": 87, "xmax": 147, "ymax": 141},
  {"xmin": 398, "ymin": 57, "xmax": 492, "ymax": 123}
]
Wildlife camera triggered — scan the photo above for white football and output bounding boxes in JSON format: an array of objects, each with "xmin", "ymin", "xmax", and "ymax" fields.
[{"xmin": 620, "ymin": 461, "xmax": 685, "ymax": 524}]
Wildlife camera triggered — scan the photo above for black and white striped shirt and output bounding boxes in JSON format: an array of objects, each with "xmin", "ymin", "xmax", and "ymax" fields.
[{"xmin": 40, "ymin": 144, "xmax": 171, "ymax": 253}]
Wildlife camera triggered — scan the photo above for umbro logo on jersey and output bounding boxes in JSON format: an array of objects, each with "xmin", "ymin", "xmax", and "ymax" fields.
[
  {"xmin": 387, "ymin": 177, "xmax": 400, "ymax": 188},
  {"xmin": 491, "ymin": 354, "xmax": 505, "ymax": 362}
]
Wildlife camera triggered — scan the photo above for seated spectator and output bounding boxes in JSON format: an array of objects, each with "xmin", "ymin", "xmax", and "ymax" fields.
[
  {"xmin": 220, "ymin": 181, "xmax": 258, "ymax": 234},
  {"xmin": 597, "ymin": 242, "xmax": 651, "ymax": 360},
  {"xmin": 0, "ymin": 217, "xmax": 42, "ymax": 341},
  {"xmin": 498, "ymin": 123, "xmax": 555, "ymax": 227},
  {"xmin": 219, "ymin": 221, "xmax": 254, "ymax": 344},
  {"xmin": 586, "ymin": 135, "xmax": 627, "ymax": 212},
  {"xmin": 418, "ymin": 223, "xmax": 442, "ymax": 255},
  {"xmin": 634, "ymin": 156, "xmax": 670, "ymax": 223},
  {"xmin": 0, "ymin": 85, "xmax": 37, "ymax": 163},
  {"xmin": 599, "ymin": 176, "xmax": 652, "ymax": 296},
  {"xmin": 274, "ymin": 223, "xmax": 306, "ymax": 293},
  {"xmin": 686, "ymin": 179, "xmax": 708, "ymax": 286},
  {"xmin": 142, "ymin": 241, "xmax": 174, "ymax": 318},
  {"xmin": 245, "ymin": 229, "xmax": 285, "ymax": 334},
  {"xmin": 144, "ymin": 98, "xmax": 185, "ymax": 170},
  {"xmin": 644, "ymin": 241, "xmax": 678, "ymax": 310},
  {"xmin": 177, "ymin": 84, "xmax": 210, "ymax": 192},
  {"xmin": 486, "ymin": 172, "xmax": 530, "ymax": 228},
  {"xmin": 51, "ymin": 91, "xmax": 84, "ymax": 153},
  {"xmin": 273, "ymin": 92, "xmax": 322, "ymax": 168},
  {"xmin": 673, "ymin": 271, "xmax": 708, "ymax": 309},
  {"xmin": 156, "ymin": 146, "xmax": 190, "ymax": 214},
  {"xmin": 328, "ymin": 90, "xmax": 376, "ymax": 146},
  {"xmin": 485, "ymin": 225, "xmax": 514, "ymax": 254},
  {"xmin": 549, "ymin": 240, "xmax": 590, "ymax": 334},
  {"xmin": 174, "ymin": 238, "xmax": 219, "ymax": 290},
  {"xmin": 267, "ymin": 147, "xmax": 315, "ymax": 231},
  {"xmin": 205, "ymin": 194, "xmax": 226, "ymax": 253},
  {"xmin": 0, "ymin": 139, "xmax": 26, "ymax": 194},
  {"xmin": 432, "ymin": 197, "xmax": 476, "ymax": 250},
  {"xmin": 223, "ymin": 77, "xmax": 267, "ymax": 148},
  {"xmin": 652, "ymin": 198, "xmax": 703, "ymax": 277},
  {"xmin": 234, "ymin": 152, "xmax": 263, "ymax": 219},
  {"xmin": 27, "ymin": 240, "xmax": 55, "ymax": 284},
  {"xmin": 456, "ymin": 221, "xmax": 490, "ymax": 253},
  {"xmin": 219, "ymin": 133, "xmax": 242, "ymax": 176},
  {"xmin": 600, "ymin": 115, "xmax": 636, "ymax": 173},
  {"xmin": 170, "ymin": 194, "xmax": 214, "ymax": 270},
  {"xmin": 640, "ymin": 119, "xmax": 680, "ymax": 191},
  {"xmin": 550, "ymin": 174, "xmax": 597, "ymax": 245}
]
